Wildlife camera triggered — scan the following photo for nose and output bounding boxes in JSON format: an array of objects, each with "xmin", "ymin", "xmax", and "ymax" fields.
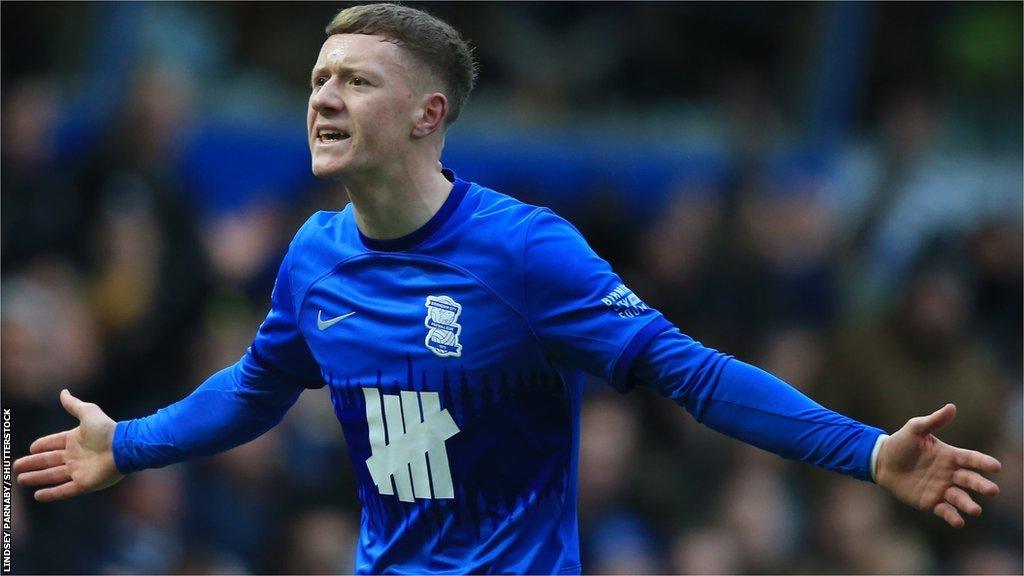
[{"xmin": 310, "ymin": 79, "xmax": 344, "ymax": 116}]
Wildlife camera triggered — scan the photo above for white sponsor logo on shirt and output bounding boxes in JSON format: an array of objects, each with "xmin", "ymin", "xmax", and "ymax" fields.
[{"xmin": 363, "ymin": 387, "xmax": 460, "ymax": 502}]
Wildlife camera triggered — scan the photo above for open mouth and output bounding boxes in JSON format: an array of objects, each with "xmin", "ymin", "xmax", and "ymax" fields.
[{"xmin": 317, "ymin": 128, "xmax": 351, "ymax": 143}]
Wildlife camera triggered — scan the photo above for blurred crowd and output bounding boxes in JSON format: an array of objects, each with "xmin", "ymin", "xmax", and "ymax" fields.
[{"xmin": 2, "ymin": 2, "xmax": 1021, "ymax": 574}]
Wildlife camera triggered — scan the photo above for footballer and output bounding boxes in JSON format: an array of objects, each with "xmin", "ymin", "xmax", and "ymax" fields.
[{"xmin": 14, "ymin": 4, "xmax": 1001, "ymax": 574}]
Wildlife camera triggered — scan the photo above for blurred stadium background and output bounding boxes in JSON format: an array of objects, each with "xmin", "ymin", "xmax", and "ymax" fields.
[{"xmin": 2, "ymin": 2, "xmax": 1021, "ymax": 574}]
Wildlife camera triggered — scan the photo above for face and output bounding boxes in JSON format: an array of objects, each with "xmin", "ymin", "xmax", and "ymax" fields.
[{"xmin": 307, "ymin": 34, "xmax": 424, "ymax": 179}]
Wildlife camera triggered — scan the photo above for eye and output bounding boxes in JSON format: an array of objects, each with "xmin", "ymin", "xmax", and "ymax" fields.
[
  {"xmin": 311, "ymin": 75, "xmax": 328, "ymax": 90},
  {"xmin": 350, "ymin": 76, "xmax": 367, "ymax": 87}
]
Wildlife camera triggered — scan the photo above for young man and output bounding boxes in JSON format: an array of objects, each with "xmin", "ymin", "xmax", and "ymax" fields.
[{"xmin": 14, "ymin": 4, "xmax": 1001, "ymax": 574}]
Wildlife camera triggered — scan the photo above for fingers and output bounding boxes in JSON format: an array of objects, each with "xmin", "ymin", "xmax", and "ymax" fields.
[
  {"xmin": 17, "ymin": 464, "xmax": 71, "ymax": 488},
  {"xmin": 933, "ymin": 501, "xmax": 965, "ymax": 528},
  {"xmin": 60, "ymin": 389, "xmax": 87, "ymax": 420},
  {"xmin": 33, "ymin": 481, "xmax": 83, "ymax": 503},
  {"xmin": 955, "ymin": 448, "xmax": 1002, "ymax": 474},
  {"xmin": 954, "ymin": 468, "xmax": 1000, "ymax": 498},
  {"xmin": 29, "ymin": 430, "xmax": 70, "ymax": 454},
  {"xmin": 944, "ymin": 486, "xmax": 982, "ymax": 517},
  {"xmin": 908, "ymin": 403, "xmax": 957, "ymax": 435},
  {"xmin": 13, "ymin": 450, "xmax": 64, "ymax": 474}
]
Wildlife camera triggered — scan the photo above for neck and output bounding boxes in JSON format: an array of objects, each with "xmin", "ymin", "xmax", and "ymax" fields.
[{"xmin": 343, "ymin": 161, "xmax": 453, "ymax": 240}]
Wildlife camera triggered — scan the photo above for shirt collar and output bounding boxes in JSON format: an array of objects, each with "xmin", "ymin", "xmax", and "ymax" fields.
[{"xmin": 358, "ymin": 168, "xmax": 469, "ymax": 252}]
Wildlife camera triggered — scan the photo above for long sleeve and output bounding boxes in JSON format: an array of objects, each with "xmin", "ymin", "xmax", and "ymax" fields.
[
  {"xmin": 112, "ymin": 246, "xmax": 323, "ymax": 474},
  {"xmin": 630, "ymin": 326, "xmax": 886, "ymax": 481},
  {"xmin": 111, "ymin": 348, "xmax": 306, "ymax": 474}
]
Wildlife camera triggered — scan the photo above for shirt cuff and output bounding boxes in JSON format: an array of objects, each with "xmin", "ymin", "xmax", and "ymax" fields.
[
  {"xmin": 111, "ymin": 419, "xmax": 139, "ymax": 475},
  {"xmin": 870, "ymin": 433, "xmax": 889, "ymax": 482}
]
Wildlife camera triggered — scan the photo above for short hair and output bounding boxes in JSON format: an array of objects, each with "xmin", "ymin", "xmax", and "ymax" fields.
[{"xmin": 326, "ymin": 3, "xmax": 478, "ymax": 126}]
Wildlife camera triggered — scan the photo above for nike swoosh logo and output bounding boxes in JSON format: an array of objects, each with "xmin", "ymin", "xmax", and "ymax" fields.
[{"xmin": 317, "ymin": 310, "xmax": 356, "ymax": 331}]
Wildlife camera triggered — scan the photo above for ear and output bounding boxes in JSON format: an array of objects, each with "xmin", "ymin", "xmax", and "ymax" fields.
[{"xmin": 412, "ymin": 92, "xmax": 448, "ymax": 138}]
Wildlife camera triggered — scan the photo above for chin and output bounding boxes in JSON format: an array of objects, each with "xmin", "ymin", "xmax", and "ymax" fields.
[{"xmin": 311, "ymin": 158, "xmax": 352, "ymax": 180}]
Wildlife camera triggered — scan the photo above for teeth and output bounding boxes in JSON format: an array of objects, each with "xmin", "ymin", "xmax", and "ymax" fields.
[{"xmin": 317, "ymin": 129, "xmax": 349, "ymax": 141}]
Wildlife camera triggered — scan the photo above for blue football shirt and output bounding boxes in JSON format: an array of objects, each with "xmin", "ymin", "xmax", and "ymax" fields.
[
  {"xmin": 113, "ymin": 168, "xmax": 883, "ymax": 574},
  {"xmin": 253, "ymin": 170, "xmax": 668, "ymax": 573}
]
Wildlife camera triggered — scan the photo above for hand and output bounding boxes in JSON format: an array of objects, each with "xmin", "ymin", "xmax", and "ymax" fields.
[
  {"xmin": 13, "ymin": 389, "xmax": 124, "ymax": 501},
  {"xmin": 875, "ymin": 403, "xmax": 1001, "ymax": 528}
]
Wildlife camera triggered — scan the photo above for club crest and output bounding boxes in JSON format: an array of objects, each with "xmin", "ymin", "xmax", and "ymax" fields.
[{"xmin": 424, "ymin": 295, "xmax": 463, "ymax": 358}]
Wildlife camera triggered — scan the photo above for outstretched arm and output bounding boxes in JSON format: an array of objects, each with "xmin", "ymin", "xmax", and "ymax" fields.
[
  {"xmin": 111, "ymin": 349, "xmax": 307, "ymax": 474},
  {"xmin": 15, "ymin": 229, "xmax": 327, "ymax": 501},
  {"xmin": 630, "ymin": 326, "xmax": 1000, "ymax": 526},
  {"xmin": 14, "ymin": 349, "xmax": 307, "ymax": 500},
  {"xmin": 631, "ymin": 326, "xmax": 886, "ymax": 480}
]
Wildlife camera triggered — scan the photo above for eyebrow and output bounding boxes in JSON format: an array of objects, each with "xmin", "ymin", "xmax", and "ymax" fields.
[{"xmin": 310, "ymin": 60, "xmax": 385, "ymax": 79}]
